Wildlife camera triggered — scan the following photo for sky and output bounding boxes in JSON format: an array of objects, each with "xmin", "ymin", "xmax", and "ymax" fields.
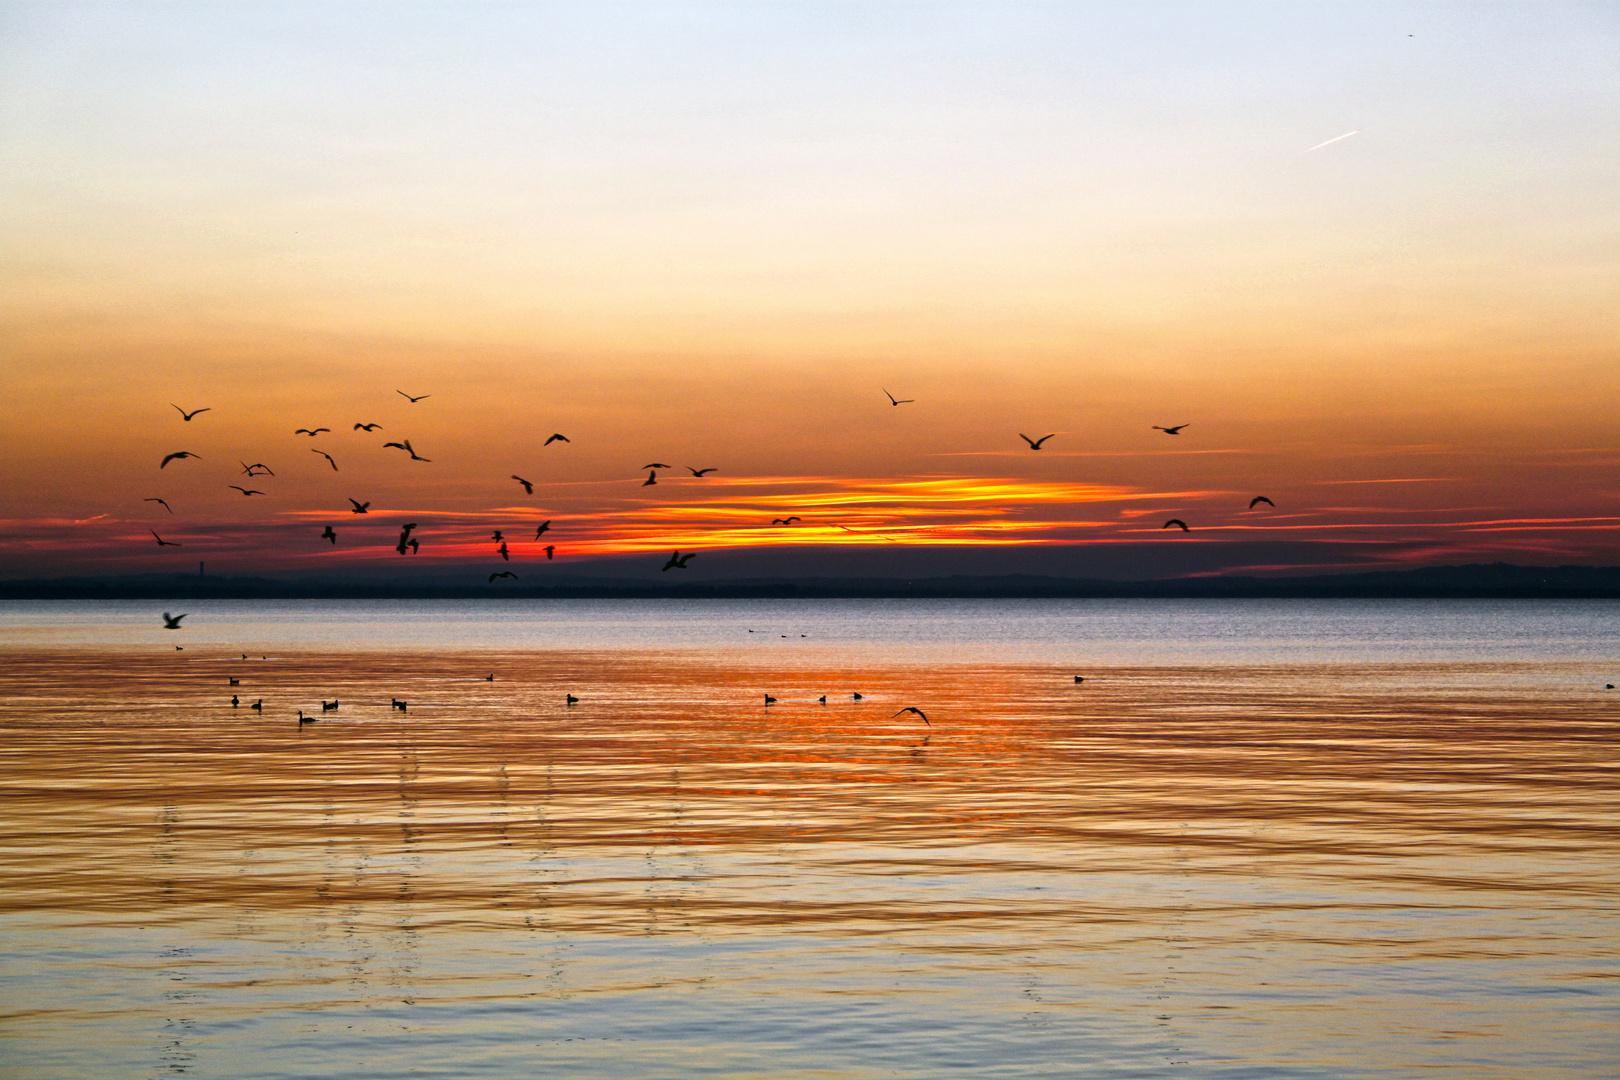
[{"xmin": 1, "ymin": 1, "xmax": 1616, "ymax": 580}]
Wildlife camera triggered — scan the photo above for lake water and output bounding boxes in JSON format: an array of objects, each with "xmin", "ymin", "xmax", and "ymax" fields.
[{"xmin": 1, "ymin": 599, "xmax": 1616, "ymax": 1078}]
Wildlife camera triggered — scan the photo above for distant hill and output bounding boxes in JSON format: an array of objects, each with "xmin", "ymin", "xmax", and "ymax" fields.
[{"xmin": 4, "ymin": 563, "xmax": 1619, "ymax": 599}]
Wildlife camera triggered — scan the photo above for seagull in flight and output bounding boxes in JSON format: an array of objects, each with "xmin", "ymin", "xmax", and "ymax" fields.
[
  {"xmin": 543, "ymin": 545, "xmax": 555, "ymax": 560},
  {"xmin": 397, "ymin": 391, "xmax": 431, "ymax": 403},
  {"xmin": 662, "ymin": 551, "xmax": 696, "ymax": 571},
  {"xmin": 1152, "ymin": 424, "xmax": 1189, "ymax": 435},
  {"xmin": 686, "ymin": 467, "xmax": 717, "ymax": 476},
  {"xmin": 241, "ymin": 462, "xmax": 274, "ymax": 476},
  {"xmin": 144, "ymin": 498, "xmax": 173, "ymax": 514},
  {"xmin": 544, "ymin": 433, "xmax": 570, "ymax": 445},
  {"xmin": 1019, "ymin": 433, "xmax": 1056, "ymax": 450},
  {"xmin": 353, "ymin": 423, "xmax": 382, "ymax": 431},
  {"xmin": 294, "ymin": 428, "xmax": 330, "ymax": 437},
  {"xmin": 498, "ymin": 542, "xmax": 510, "ymax": 561},
  {"xmin": 171, "ymin": 405, "xmax": 210, "ymax": 422},
  {"xmin": 348, "ymin": 498, "xmax": 370, "ymax": 514},
  {"xmin": 161, "ymin": 612, "xmax": 187, "ymax": 629},
  {"xmin": 489, "ymin": 571, "xmax": 519, "ymax": 583},
  {"xmin": 883, "ymin": 389, "xmax": 914, "ymax": 406},
  {"xmin": 642, "ymin": 463, "xmax": 672, "ymax": 470},
  {"xmin": 321, "ymin": 526, "xmax": 336, "ymax": 545},
  {"xmin": 893, "ymin": 706, "xmax": 930, "ymax": 726},
  {"xmin": 382, "ymin": 439, "xmax": 431, "ymax": 461},
  {"xmin": 512, "ymin": 475, "xmax": 534, "ymax": 494},
  {"xmin": 492, "ymin": 530, "xmax": 504, "ymax": 542},
  {"xmin": 160, "ymin": 451, "xmax": 200, "ymax": 468},
  {"xmin": 534, "ymin": 521, "xmax": 551, "ymax": 538},
  {"xmin": 771, "ymin": 517, "xmax": 801, "ymax": 526},
  {"xmin": 1162, "ymin": 519, "xmax": 1190, "ymax": 532},
  {"xmin": 228, "ymin": 486, "xmax": 265, "ymax": 496},
  {"xmin": 642, "ymin": 470, "xmax": 658, "ymax": 486},
  {"xmin": 150, "ymin": 530, "xmax": 181, "ymax": 547},
  {"xmin": 1249, "ymin": 496, "xmax": 1275, "ymax": 508},
  {"xmin": 312, "ymin": 449, "xmax": 338, "ymax": 471},
  {"xmin": 407, "ymin": 537, "xmax": 419, "ymax": 554}
]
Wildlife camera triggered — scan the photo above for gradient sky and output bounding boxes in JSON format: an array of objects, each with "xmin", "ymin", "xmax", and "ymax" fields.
[{"xmin": 2, "ymin": 1, "xmax": 1616, "ymax": 580}]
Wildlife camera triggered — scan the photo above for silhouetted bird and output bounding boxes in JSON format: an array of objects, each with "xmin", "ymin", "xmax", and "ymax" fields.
[
  {"xmin": 354, "ymin": 422, "xmax": 382, "ymax": 431},
  {"xmin": 512, "ymin": 475, "xmax": 533, "ymax": 494},
  {"xmin": 150, "ymin": 530, "xmax": 181, "ymax": 547},
  {"xmin": 294, "ymin": 428, "xmax": 330, "ymax": 437},
  {"xmin": 321, "ymin": 526, "xmax": 336, "ymax": 545},
  {"xmin": 297, "ymin": 710, "xmax": 317, "ymax": 725},
  {"xmin": 1163, "ymin": 519, "xmax": 1190, "ymax": 532},
  {"xmin": 489, "ymin": 571, "xmax": 519, "ymax": 583},
  {"xmin": 492, "ymin": 531, "xmax": 504, "ymax": 542},
  {"xmin": 534, "ymin": 521, "xmax": 551, "ymax": 538},
  {"xmin": 400, "ymin": 523, "xmax": 418, "ymax": 537},
  {"xmin": 818, "ymin": 695, "xmax": 827, "ymax": 704},
  {"xmin": 883, "ymin": 389, "xmax": 914, "ymax": 406},
  {"xmin": 851, "ymin": 692, "xmax": 863, "ymax": 700},
  {"xmin": 397, "ymin": 391, "xmax": 430, "ymax": 403},
  {"xmin": 383, "ymin": 439, "xmax": 431, "ymax": 461},
  {"xmin": 544, "ymin": 545, "xmax": 555, "ymax": 560},
  {"xmin": 162, "ymin": 612, "xmax": 186, "ymax": 629},
  {"xmin": 241, "ymin": 462, "xmax": 274, "ymax": 476},
  {"xmin": 1074, "ymin": 676, "xmax": 1084, "ymax": 683},
  {"xmin": 565, "ymin": 694, "xmax": 579, "ymax": 705},
  {"xmin": 764, "ymin": 694, "xmax": 777, "ymax": 705},
  {"xmin": 1249, "ymin": 496, "xmax": 1275, "ymax": 508},
  {"xmin": 229, "ymin": 677, "xmax": 239, "ymax": 685},
  {"xmin": 172, "ymin": 405, "xmax": 210, "ymax": 421},
  {"xmin": 312, "ymin": 449, "xmax": 338, "ymax": 470},
  {"xmin": 228, "ymin": 486, "xmax": 265, "ymax": 496},
  {"xmin": 144, "ymin": 498, "xmax": 173, "ymax": 513},
  {"xmin": 771, "ymin": 517, "xmax": 801, "ymax": 525},
  {"xmin": 642, "ymin": 470, "xmax": 658, "ymax": 486},
  {"xmin": 408, "ymin": 538, "xmax": 419, "ymax": 554},
  {"xmin": 1019, "ymin": 433, "xmax": 1055, "ymax": 449},
  {"xmin": 498, "ymin": 542, "xmax": 510, "ymax": 561},
  {"xmin": 686, "ymin": 467, "xmax": 717, "ymax": 476},
  {"xmin": 544, "ymin": 433, "xmax": 569, "ymax": 445},
  {"xmin": 395, "ymin": 531, "xmax": 411, "ymax": 555},
  {"xmin": 348, "ymin": 499, "xmax": 370, "ymax": 514},
  {"xmin": 643, "ymin": 463, "xmax": 672, "ymax": 470},
  {"xmin": 893, "ymin": 707, "xmax": 930, "ymax": 726},
  {"xmin": 231, "ymin": 695, "xmax": 239, "ymax": 707},
  {"xmin": 1152, "ymin": 424, "xmax": 1189, "ymax": 434},
  {"xmin": 250, "ymin": 699, "xmax": 262, "ymax": 711},
  {"xmin": 662, "ymin": 551, "xmax": 696, "ymax": 571},
  {"xmin": 160, "ymin": 451, "xmax": 200, "ymax": 468},
  {"xmin": 485, "ymin": 674, "xmax": 494, "ymax": 681}
]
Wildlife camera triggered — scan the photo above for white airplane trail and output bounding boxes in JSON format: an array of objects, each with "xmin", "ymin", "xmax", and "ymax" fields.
[{"xmin": 1302, "ymin": 128, "xmax": 1363, "ymax": 154}]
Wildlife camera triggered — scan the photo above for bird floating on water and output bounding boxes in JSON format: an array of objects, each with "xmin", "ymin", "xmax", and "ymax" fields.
[
  {"xmin": 764, "ymin": 694, "xmax": 777, "ymax": 705},
  {"xmin": 565, "ymin": 694, "xmax": 578, "ymax": 705}
]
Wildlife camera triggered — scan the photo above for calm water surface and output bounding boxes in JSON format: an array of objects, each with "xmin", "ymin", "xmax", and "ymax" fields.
[{"xmin": 1, "ymin": 600, "xmax": 1616, "ymax": 1078}]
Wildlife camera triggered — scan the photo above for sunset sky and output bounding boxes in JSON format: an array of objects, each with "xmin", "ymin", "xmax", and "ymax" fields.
[{"xmin": 2, "ymin": 1, "xmax": 1616, "ymax": 580}]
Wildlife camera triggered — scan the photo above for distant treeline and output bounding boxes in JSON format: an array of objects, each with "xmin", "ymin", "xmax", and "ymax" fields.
[{"xmin": 4, "ymin": 564, "xmax": 1620, "ymax": 600}]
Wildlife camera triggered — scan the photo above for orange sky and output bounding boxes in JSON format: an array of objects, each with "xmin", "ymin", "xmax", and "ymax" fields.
[{"xmin": 1, "ymin": 3, "xmax": 1616, "ymax": 580}]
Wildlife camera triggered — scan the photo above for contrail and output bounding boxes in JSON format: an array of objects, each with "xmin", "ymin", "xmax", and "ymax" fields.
[{"xmin": 1302, "ymin": 128, "xmax": 1363, "ymax": 154}]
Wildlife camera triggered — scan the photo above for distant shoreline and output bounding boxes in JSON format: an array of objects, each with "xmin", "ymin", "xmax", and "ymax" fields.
[{"xmin": 4, "ymin": 563, "xmax": 1619, "ymax": 600}]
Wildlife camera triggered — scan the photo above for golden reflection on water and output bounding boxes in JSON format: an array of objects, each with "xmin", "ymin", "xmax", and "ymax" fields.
[{"xmin": 1, "ymin": 647, "xmax": 1617, "ymax": 1077}]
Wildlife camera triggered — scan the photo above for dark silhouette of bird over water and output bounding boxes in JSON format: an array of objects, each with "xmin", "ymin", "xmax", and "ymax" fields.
[
  {"xmin": 1019, "ymin": 433, "xmax": 1055, "ymax": 449},
  {"xmin": 662, "ymin": 551, "xmax": 696, "ymax": 571},
  {"xmin": 150, "ymin": 530, "xmax": 181, "ymax": 547},
  {"xmin": 312, "ymin": 449, "xmax": 338, "ymax": 470},
  {"xmin": 397, "ymin": 391, "xmax": 430, "ymax": 403},
  {"xmin": 771, "ymin": 517, "xmax": 801, "ymax": 526},
  {"xmin": 1152, "ymin": 424, "xmax": 1189, "ymax": 434},
  {"xmin": 489, "ymin": 571, "xmax": 519, "ymax": 583},
  {"xmin": 348, "ymin": 498, "xmax": 370, "ymax": 514},
  {"xmin": 321, "ymin": 526, "xmax": 336, "ymax": 545},
  {"xmin": 894, "ymin": 706, "xmax": 930, "ymax": 726},
  {"xmin": 883, "ymin": 389, "xmax": 914, "ymax": 406},
  {"xmin": 764, "ymin": 694, "xmax": 777, "ymax": 705},
  {"xmin": 565, "ymin": 694, "xmax": 579, "ymax": 705},
  {"xmin": 144, "ymin": 498, "xmax": 173, "ymax": 513},
  {"xmin": 160, "ymin": 451, "xmax": 200, "ymax": 468},
  {"xmin": 162, "ymin": 612, "xmax": 186, "ymax": 629},
  {"xmin": 545, "ymin": 433, "xmax": 569, "ymax": 445},
  {"xmin": 1074, "ymin": 676, "xmax": 1085, "ymax": 683},
  {"xmin": 1249, "ymin": 496, "xmax": 1275, "ymax": 508},
  {"xmin": 1163, "ymin": 519, "xmax": 1190, "ymax": 532},
  {"xmin": 512, "ymin": 476, "xmax": 533, "ymax": 494},
  {"xmin": 687, "ymin": 466, "xmax": 717, "ymax": 476},
  {"xmin": 172, "ymin": 405, "xmax": 210, "ymax": 421}
]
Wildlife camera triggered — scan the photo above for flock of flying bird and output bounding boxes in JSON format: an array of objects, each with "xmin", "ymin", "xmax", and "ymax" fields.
[
  {"xmin": 144, "ymin": 388, "xmax": 1284, "ymax": 725},
  {"xmin": 145, "ymin": 388, "xmax": 1277, "ymax": 574}
]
